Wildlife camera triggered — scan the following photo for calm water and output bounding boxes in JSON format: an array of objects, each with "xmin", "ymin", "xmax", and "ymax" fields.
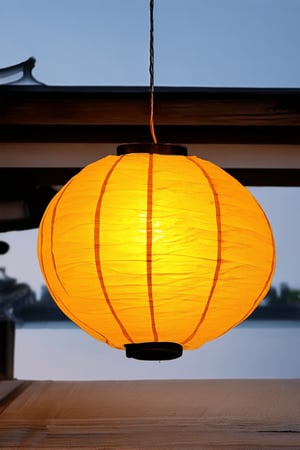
[{"xmin": 15, "ymin": 321, "xmax": 300, "ymax": 380}]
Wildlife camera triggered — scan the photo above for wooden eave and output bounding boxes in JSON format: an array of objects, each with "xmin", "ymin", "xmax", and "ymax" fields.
[
  {"xmin": 0, "ymin": 85, "xmax": 300, "ymax": 230},
  {"xmin": 1, "ymin": 85, "xmax": 300, "ymax": 144}
]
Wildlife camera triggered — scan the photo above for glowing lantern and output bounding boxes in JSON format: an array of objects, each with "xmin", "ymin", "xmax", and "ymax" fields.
[{"xmin": 38, "ymin": 144, "xmax": 275, "ymax": 360}]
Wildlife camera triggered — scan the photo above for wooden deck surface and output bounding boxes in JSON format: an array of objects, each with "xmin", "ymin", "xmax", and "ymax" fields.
[{"xmin": 0, "ymin": 379, "xmax": 299, "ymax": 449}]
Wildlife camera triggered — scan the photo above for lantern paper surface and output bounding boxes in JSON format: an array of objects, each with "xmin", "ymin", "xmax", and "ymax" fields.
[{"xmin": 38, "ymin": 154, "xmax": 275, "ymax": 350}]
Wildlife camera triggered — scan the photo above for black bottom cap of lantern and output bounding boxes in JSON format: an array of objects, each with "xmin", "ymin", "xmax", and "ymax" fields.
[{"xmin": 124, "ymin": 342, "xmax": 183, "ymax": 361}]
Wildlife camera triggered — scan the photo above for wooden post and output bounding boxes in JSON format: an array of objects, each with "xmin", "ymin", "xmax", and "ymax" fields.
[{"xmin": 0, "ymin": 321, "xmax": 15, "ymax": 380}]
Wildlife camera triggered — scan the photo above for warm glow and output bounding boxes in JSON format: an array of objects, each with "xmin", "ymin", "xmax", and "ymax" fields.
[{"xmin": 38, "ymin": 153, "xmax": 275, "ymax": 351}]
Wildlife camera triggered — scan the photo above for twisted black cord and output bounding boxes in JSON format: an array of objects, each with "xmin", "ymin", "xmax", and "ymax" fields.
[{"xmin": 149, "ymin": 0, "xmax": 157, "ymax": 143}]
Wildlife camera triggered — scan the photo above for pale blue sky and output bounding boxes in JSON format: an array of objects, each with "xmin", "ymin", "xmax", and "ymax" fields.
[
  {"xmin": 1, "ymin": 0, "xmax": 300, "ymax": 86},
  {"xmin": 1, "ymin": 0, "xmax": 300, "ymax": 379}
]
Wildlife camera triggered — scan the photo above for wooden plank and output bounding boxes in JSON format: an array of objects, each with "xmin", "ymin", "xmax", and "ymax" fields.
[
  {"xmin": 2, "ymin": 143, "xmax": 300, "ymax": 169},
  {"xmin": 1, "ymin": 86, "xmax": 300, "ymax": 126},
  {"xmin": 0, "ymin": 381, "xmax": 31, "ymax": 415},
  {"xmin": 0, "ymin": 380, "xmax": 26, "ymax": 404},
  {"xmin": 1, "ymin": 86, "xmax": 300, "ymax": 232},
  {"xmin": 1, "ymin": 124, "xmax": 300, "ymax": 144},
  {"xmin": 1, "ymin": 86, "xmax": 300, "ymax": 146},
  {"xmin": 0, "ymin": 379, "xmax": 299, "ymax": 448}
]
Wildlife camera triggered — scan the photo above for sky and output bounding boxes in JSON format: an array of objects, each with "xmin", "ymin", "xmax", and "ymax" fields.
[
  {"xmin": 1, "ymin": 0, "xmax": 300, "ymax": 87},
  {"xmin": 0, "ymin": 0, "xmax": 300, "ymax": 379}
]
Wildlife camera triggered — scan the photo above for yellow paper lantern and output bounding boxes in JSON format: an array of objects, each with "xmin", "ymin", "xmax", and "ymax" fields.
[{"xmin": 38, "ymin": 144, "xmax": 275, "ymax": 360}]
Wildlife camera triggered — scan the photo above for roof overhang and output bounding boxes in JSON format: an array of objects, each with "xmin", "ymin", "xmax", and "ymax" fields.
[{"xmin": 0, "ymin": 85, "xmax": 299, "ymax": 230}]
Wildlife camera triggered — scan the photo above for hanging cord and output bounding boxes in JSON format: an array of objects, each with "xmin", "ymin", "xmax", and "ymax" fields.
[{"xmin": 149, "ymin": 0, "xmax": 157, "ymax": 144}]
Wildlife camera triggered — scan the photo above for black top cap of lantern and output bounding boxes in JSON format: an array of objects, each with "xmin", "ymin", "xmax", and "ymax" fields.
[{"xmin": 116, "ymin": 143, "xmax": 188, "ymax": 156}]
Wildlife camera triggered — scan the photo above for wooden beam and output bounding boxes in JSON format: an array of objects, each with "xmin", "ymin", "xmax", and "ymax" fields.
[
  {"xmin": 0, "ymin": 86, "xmax": 299, "ymax": 231},
  {"xmin": 2, "ymin": 142, "xmax": 300, "ymax": 169},
  {"xmin": 1, "ymin": 87, "xmax": 300, "ymax": 127},
  {"xmin": 0, "ymin": 124, "xmax": 300, "ymax": 144}
]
